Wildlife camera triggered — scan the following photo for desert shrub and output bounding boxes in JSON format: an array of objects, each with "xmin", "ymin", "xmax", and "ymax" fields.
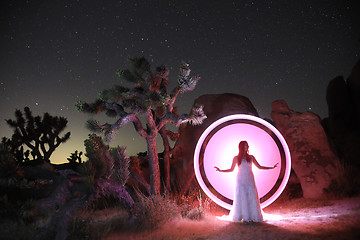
[
  {"xmin": 131, "ymin": 194, "xmax": 180, "ymax": 229},
  {"xmin": 68, "ymin": 218, "xmax": 90, "ymax": 240},
  {"xmin": 176, "ymin": 190, "xmax": 211, "ymax": 220},
  {"xmin": 185, "ymin": 207, "xmax": 204, "ymax": 221},
  {"xmin": 0, "ymin": 197, "xmax": 42, "ymax": 240},
  {"xmin": 176, "ymin": 190, "xmax": 197, "ymax": 217},
  {"xmin": 68, "ymin": 206, "xmax": 130, "ymax": 240}
]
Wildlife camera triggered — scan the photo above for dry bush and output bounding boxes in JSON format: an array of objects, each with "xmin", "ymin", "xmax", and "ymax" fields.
[
  {"xmin": 68, "ymin": 206, "xmax": 130, "ymax": 240},
  {"xmin": 175, "ymin": 190, "xmax": 212, "ymax": 220},
  {"xmin": 69, "ymin": 190, "xmax": 214, "ymax": 238},
  {"xmin": 69, "ymin": 194, "xmax": 181, "ymax": 238},
  {"xmin": 0, "ymin": 197, "xmax": 48, "ymax": 240},
  {"xmin": 131, "ymin": 194, "xmax": 180, "ymax": 230}
]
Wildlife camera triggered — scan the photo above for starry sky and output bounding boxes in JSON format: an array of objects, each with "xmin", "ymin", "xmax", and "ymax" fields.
[{"xmin": 1, "ymin": 0, "xmax": 359, "ymax": 164}]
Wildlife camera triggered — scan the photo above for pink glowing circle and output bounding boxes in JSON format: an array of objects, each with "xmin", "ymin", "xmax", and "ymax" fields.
[{"xmin": 194, "ymin": 114, "xmax": 291, "ymax": 210}]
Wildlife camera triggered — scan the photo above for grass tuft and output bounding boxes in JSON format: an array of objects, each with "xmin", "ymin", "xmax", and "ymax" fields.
[{"xmin": 131, "ymin": 194, "xmax": 180, "ymax": 230}]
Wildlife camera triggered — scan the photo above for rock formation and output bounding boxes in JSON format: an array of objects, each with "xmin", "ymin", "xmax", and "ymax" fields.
[
  {"xmin": 347, "ymin": 60, "xmax": 360, "ymax": 127},
  {"xmin": 271, "ymin": 100, "xmax": 340, "ymax": 198},
  {"xmin": 323, "ymin": 60, "xmax": 360, "ymax": 168},
  {"xmin": 174, "ymin": 83, "xmax": 358, "ymax": 198}
]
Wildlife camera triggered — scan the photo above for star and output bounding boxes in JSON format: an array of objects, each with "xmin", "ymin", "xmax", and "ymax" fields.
[{"xmin": 1, "ymin": 0, "xmax": 358, "ymax": 163}]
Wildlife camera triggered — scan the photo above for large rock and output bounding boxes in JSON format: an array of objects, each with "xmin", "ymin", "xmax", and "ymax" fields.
[
  {"xmin": 325, "ymin": 76, "xmax": 353, "ymax": 138},
  {"xmin": 347, "ymin": 60, "xmax": 360, "ymax": 127},
  {"xmin": 324, "ymin": 60, "xmax": 360, "ymax": 167},
  {"xmin": 172, "ymin": 93, "xmax": 259, "ymax": 193},
  {"xmin": 271, "ymin": 100, "xmax": 340, "ymax": 198}
]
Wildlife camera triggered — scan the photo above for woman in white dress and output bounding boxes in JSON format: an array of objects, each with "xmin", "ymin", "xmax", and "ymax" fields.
[{"xmin": 214, "ymin": 141, "xmax": 278, "ymax": 223}]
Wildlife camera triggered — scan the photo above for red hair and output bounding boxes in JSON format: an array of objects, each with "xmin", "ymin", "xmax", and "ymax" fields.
[{"xmin": 237, "ymin": 141, "xmax": 252, "ymax": 163}]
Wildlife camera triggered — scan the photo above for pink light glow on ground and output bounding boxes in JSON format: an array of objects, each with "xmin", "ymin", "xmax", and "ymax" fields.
[
  {"xmin": 104, "ymin": 195, "xmax": 360, "ymax": 240},
  {"xmin": 194, "ymin": 114, "xmax": 291, "ymax": 210}
]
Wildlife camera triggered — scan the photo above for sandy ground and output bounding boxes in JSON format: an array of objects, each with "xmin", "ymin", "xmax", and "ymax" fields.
[{"xmin": 105, "ymin": 195, "xmax": 360, "ymax": 240}]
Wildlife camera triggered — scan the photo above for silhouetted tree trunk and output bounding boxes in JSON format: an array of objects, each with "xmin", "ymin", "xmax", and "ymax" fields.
[{"xmin": 159, "ymin": 127, "xmax": 171, "ymax": 192}]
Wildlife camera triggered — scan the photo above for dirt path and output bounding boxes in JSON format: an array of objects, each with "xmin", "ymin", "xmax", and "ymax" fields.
[{"xmin": 105, "ymin": 195, "xmax": 360, "ymax": 240}]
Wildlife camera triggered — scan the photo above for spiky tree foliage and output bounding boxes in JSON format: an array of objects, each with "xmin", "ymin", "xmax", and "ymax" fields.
[
  {"xmin": 67, "ymin": 150, "xmax": 82, "ymax": 163},
  {"xmin": 76, "ymin": 57, "xmax": 206, "ymax": 195},
  {"xmin": 110, "ymin": 146, "xmax": 130, "ymax": 187},
  {"xmin": 84, "ymin": 134, "xmax": 130, "ymax": 185},
  {"xmin": 5, "ymin": 107, "xmax": 71, "ymax": 163},
  {"xmin": 83, "ymin": 134, "xmax": 133, "ymax": 207},
  {"xmin": 84, "ymin": 134, "xmax": 112, "ymax": 181}
]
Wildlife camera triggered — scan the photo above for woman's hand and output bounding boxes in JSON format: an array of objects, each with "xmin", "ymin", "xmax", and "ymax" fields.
[
  {"xmin": 273, "ymin": 163, "xmax": 279, "ymax": 169},
  {"xmin": 214, "ymin": 166, "xmax": 220, "ymax": 172}
]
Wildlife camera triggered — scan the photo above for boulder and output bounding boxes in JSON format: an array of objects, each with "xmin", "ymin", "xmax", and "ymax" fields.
[
  {"xmin": 325, "ymin": 75, "xmax": 352, "ymax": 138},
  {"xmin": 271, "ymin": 100, "xmax": 340, "ymax": 198},
  {"xmin": 324, "ymin": 60, "xmax": 360, "ymax": 167},
  {"xmin": 347, "ymin": 59, "xmax": 360, "ymax": 126},
  {"xmin": 172, "ymin": 93, "xmax": 259, "ymax": 193}
]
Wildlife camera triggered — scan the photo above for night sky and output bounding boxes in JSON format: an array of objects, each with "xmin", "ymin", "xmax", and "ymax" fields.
[{"xmin": 1, "ymin": 0, "xmax": 359, "ymax": 164}]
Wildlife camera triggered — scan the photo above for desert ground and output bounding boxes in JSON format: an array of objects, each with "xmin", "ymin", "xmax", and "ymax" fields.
[{"xmin": 104, "ymin": 195, "xmax": 360, "ymax": 240}]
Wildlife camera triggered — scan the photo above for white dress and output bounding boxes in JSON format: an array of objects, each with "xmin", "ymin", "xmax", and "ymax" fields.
[{"xmin": 228, "ymin": 156, "xmax": 263, "ymax": 222}]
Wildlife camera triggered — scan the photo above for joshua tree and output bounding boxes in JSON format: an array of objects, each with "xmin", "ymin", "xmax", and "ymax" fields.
[
  {"xmin": 76, "ymin": 57, "xmax": 206, "ymax": 195},
  {"xmin": 5, "ymin": 107, "xmax": 71, "ymax": 163},
  {"xmin": 67, "ymin": 150, "xmax": 83, "ymax": 164}
]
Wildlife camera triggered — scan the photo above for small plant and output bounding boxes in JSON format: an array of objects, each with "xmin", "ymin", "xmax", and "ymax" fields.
[
  {"xmin": 67, "ymin": 150, "xmax": 83, "ymax": 164},
  {"xmin": 68, "ymin": 218, "xmax": 90, "ymax": 240},
  {"xmin": 68, "ymin": 204, "xmax": 130, "ymax": 239},
  {"xmin": 131, "ymin": 194, "xmax": 180, "ymax": 229},
  {"xmin": 176, "ymin": 190, "xmax": 211, "ymax": 220},
  {"xmin": 187, "ymin": 191, "xmax": 211, "ymax": 220}
]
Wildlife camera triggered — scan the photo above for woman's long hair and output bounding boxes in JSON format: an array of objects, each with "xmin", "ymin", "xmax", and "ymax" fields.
[{"xmin": 237, "ymin": 141, "xmax": 252, "ymax": 163}]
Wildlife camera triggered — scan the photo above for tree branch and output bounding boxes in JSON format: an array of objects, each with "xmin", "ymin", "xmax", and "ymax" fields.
[
  {"xmin": 156, "ymin": 112, "xmax": 178, "ymax": 130},
  {"xmin": 100, "ymin": 113, "xmax": 148, "ymax": 141},
  {"xmin": 166, "ymin": 86, "xmax": 181, "ymax": 113},
  {"xmin": 146, "ymin": 108, "xmax": 157, "ymax": 136},
  {"xmin": 104, "ymin": 102, "xmax": 127, "ymax": 117}
]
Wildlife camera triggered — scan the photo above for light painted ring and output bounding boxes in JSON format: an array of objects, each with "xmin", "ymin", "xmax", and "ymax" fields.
[{"xmin": 194, "ymin": 114, "xmax": 291, "ymax": 210}]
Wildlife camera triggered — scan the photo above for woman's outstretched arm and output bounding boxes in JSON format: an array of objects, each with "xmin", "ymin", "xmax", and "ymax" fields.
[
  {"xmin": 252, "ymin": 156, "xmax": 278, "ymax": 170},
  {"xmin": 214, "ymin": 157, "xmax": 237, "ymax": 172}
]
